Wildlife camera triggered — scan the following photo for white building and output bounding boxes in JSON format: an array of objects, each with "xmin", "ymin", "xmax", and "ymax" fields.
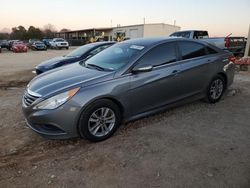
[
  {"xmin": 112, "ymin": 23, "xmax": 181, "ymax": 40},
  {"xmin": 55, "ymin": 23, "xmax": 181, "ymax": 45}
]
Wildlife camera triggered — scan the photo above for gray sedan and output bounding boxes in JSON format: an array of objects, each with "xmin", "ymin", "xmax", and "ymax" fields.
[{"xmin": 22, "ymin": 38, "xmax": 235, "ymax": 142}]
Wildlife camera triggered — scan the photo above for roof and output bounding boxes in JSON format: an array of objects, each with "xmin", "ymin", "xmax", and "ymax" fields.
[
  {"xmin": 113, "ymin": 23, "xmax": 181, "ymax": 29},
  {"xmin": 57, "ymin": 27, "xmax": 113, "ymax": 34},
  {"xmin": 121, "ymin": 37, "xmax": 212, "ymax": 47},
  {"xmin": 56, "ymin": 23, "xmax": 181, "ymax": 34}
]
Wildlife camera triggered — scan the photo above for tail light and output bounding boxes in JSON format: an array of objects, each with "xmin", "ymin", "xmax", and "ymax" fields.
[
  {"xmin": 228, "ymin": 56, "xmax": 236, "ymax": 63},
  {"xmin": 225, "ymin": 37, "xmax": 230, "ymax": 48}
]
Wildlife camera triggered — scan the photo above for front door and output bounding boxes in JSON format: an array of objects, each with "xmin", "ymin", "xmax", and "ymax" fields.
[{"xmin": 127, "ymin": 42, "xmax": 182, "ymax": 116}]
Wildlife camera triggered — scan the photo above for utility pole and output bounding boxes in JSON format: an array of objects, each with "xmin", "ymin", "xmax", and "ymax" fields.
[{"xmin": 143, "ymin": 17, "xmax": 145, "ymax": 24}]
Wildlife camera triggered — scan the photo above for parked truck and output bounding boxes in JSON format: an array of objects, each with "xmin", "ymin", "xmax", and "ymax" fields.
[{"xmin": 170, "ymin": 30, "xmax": 247, "ymax": 57}]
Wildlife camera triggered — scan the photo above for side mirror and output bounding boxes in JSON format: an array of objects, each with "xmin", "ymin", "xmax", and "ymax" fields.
[{"xmin": 132, "ymin": 64, "xmax": 153, "ymax": 73}]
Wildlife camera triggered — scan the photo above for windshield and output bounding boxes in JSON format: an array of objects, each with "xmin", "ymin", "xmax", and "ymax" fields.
[
  {"xmin": 14, "ymin": 42, "xmax": 24, "ymax": 45},
  {"xmin": 84, "ymin": 43, "xmax": 145, "ymax": 71},
  {"xmin": 170, "ymin": 32, "xmax": 190, "ymax": 38},
  {"xmin": 66, "ymin": 44, "xmax": 95, "ymax": 57},
  {"xmin": 55, "ymin": 39, "xmax": 65, "ymax": 42},
  {"xmin": 35, "ymin": 42, "xmax": 43, "ymax": 44}
]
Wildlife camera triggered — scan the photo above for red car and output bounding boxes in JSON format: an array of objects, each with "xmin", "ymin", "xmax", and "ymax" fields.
[{"xmin": 11, "ymin": 41, "xmax": 28, "ymax": 53}]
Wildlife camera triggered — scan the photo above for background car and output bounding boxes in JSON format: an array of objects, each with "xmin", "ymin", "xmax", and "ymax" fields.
[
  {"xmin": 11, "ymin": 41, "xmax": 28, "ymax": 53},
  {"xmin": 49, "ymin": 38, "xmax": 69, "ymax": 49},
  {"xmin": 35, "ymin": 41, "xmax": 115, "ymax": 74},
  {"xmin": 0, "ymin": 40, "xmax": 9, "ymax": 49},
  {"xmin": 7, "ymin": 40, "xmax": 20, "ymax": 50},
  {"xmin": 28, "ymin": 39, "xmax": 39, "ymax": 47},
  {"xmin": 42, "ymin": 39, "xmax": 53, "ymax": 48},
  {"xmin": 30, "ymin": 41, "xmax": 47, "ymax": 51},
  {"xmin": 23, "ymin": 38, "xmax": 235, "ymax": 142}
]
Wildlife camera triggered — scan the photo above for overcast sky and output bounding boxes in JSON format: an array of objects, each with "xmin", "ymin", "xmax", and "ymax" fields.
[{"xmin": 0, "ymin": 0, "xmax": 249, "ymax": 37}]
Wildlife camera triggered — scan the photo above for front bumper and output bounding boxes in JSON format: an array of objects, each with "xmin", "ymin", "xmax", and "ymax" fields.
[
  {"xmin": 35, "ymin": 46, "xmax": 46, "ymax": 50},
  {"xmin": 22, "ymin": 97, "xmax": 82, "ymax": 139}
]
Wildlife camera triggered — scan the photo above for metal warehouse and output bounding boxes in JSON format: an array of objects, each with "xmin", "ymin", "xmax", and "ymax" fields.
[
  {"xmin": 55, "ymin": 23, "xmax": 181, "ymax": 45},
  {"xmin": 112, "ymin": 23, "xmax": 180, "ymax": 41}
]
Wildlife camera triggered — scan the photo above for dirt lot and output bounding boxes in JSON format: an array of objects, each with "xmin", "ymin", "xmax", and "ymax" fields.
[
  {"xmin": 0, "ymin": 48, "xmax": 74, "ymax": 87},
  {"xmin": 0, "ymin": 50, "xmax": 250, "ymax": 187}
]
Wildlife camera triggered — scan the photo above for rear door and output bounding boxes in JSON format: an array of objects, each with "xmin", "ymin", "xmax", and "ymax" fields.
[
  {"xmin": 177, "ymin": 41, "xmax": 218, "ymax": 98},
  {"xmin": 127, "ymin": 42, "xmax": 182, "ymax": 116}
]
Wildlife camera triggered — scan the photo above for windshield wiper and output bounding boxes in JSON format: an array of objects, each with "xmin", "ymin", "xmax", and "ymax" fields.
[{"xmin": 86, "ymin": 63, "xmax": 106, "ymax": 71}]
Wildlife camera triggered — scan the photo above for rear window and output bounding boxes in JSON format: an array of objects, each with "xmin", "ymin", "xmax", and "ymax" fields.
[
  {"xmin": 178, "ymin": 42, "xmax": 207, "ymax": 60},
  {"xmin": 194, "ymin": 31, "xmax": 209, "ymax": 39},
  {"xmin": 55, "ymin": 39, "xmax": 65, "ymax": 42}
]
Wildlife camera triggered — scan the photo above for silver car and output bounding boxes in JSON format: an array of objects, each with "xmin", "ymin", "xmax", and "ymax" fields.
[{"xmin": 22, "ymin": 38, "xmax": 235, "ymax": 142}]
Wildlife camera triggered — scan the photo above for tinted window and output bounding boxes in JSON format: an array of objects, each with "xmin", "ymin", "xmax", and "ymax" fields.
[
  {"xmin": 178, "ymin": 42, "xmax": 207, "ymax": 60},
  {"xmin": 194, "ymin": 31, "xmax": 209, "ymax": 39},
  {"xmin": 137, "ymin": 43, "xmax": 177, "ymax": 67},
  {"xmin": 206, "ymin": 46, "xmax": 218, "ymax": 54}
]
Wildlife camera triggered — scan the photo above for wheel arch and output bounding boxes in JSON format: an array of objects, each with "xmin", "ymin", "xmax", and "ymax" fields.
[
  {"xmin": 76, "ymin": 96, "xmax": 125, "ymax": 139},
  {"xmin": 217, "ymin": 72, "xmax": 228, "ymax": 89},
  {"xmin": 76, "ymin": 96, "xmax": 125, "ymax": 132}
]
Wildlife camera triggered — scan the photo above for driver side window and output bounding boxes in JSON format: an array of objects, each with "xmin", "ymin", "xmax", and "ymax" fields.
[{"xmin": 136, "ymin": 42, "xmax": 177, "ymax": 67}]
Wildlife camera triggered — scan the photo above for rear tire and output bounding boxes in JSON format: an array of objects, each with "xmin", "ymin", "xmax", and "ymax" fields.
[
  {"xmin": 205, "ymin": 75, "xmax": 226, "ymax": 103},
  {"xmin": 78, "ymin": 99, "xmax": 121, "ymax": 142}
]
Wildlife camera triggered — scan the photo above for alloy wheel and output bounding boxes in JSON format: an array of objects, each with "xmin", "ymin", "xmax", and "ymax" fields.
[
  {"xmin": 209, "ymin": 79, "xmax": 224, "ymax": 100},
  {"xmin": 88, "ymin": 107, "xmax": 116, "ymax": 137}
]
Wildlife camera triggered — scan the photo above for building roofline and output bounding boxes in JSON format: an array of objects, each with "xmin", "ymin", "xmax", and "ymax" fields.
[
  {"xmin": 57, "ymin": 27, "xmax": 113, "ymax": 34},
  {"xmin": 113, "ymin": 23, "xmax": 181, "ymax": 29},
  {"xmin": 56, "ymin": 23, "xmax": 181, "ymax": 34}
]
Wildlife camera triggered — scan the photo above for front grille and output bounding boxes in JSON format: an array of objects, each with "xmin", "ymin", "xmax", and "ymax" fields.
[{"xmin": 23, "ymin": 90, "xmax": 40, "ymax": 107}]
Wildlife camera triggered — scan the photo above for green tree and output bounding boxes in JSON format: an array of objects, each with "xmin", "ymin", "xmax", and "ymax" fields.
[
  {"xmin": 27, "ymin": 26, "xmax": 43, "ymax": 40},
  {"xmin": 10, "ymin": 25, "xmax": 27, "ymax": 40}
]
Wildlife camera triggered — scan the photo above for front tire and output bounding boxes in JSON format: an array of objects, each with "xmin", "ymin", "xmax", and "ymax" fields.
[
  {"xmin": 205, "ymin": 75, "xmax": 226, "ymax": 103},
  {"xmin": 78, "ymin": 99, "xmax": 121, "ymax": 142}
]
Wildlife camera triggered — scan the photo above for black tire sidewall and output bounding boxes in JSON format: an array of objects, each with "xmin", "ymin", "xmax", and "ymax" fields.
[
  {"xmin": 206, "ymin": 75, "xmax": 225, "ymax": 103},
  {"xmin": 78, "ymin": 99, "xmax": 121, "ymax": 142}
]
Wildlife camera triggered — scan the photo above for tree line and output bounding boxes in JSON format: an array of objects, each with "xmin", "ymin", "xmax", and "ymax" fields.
[{"xmin": 0, "ymin": 24, "xmax": 70, "ymax": 40}]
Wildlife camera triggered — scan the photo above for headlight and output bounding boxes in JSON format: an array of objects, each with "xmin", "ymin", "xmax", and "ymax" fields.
[{"xmin": 33, "ymin": 87, "xmax": 80, "ymax": 110}]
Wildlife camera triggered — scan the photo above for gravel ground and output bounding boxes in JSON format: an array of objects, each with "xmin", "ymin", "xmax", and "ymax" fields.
[
  {"xmin": 0, "ymin": 50, "xmax": 250, "ymax": 187},
  {"xmin": 0, "ymin": 48, "xmax": 74, "ymax": 87}
]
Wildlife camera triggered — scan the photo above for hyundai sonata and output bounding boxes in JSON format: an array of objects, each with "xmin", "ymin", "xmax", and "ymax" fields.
[{"xmin": 22, "ymin": 38, "xmax": 235, "ymax": 141}]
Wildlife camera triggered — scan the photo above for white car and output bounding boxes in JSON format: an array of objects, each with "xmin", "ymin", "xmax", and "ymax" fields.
[{"xmin": 50, "ymin": 38, "xmax": 69, "ymax": 49}]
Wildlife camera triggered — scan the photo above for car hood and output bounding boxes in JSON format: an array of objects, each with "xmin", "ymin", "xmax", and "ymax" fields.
[
  {"xmin": 37, "ymin": 56, "xmax": 75, "ymax": 67},
  {"xmin": 28, "ymin": 63, "xmax": 115, "ymax": 97}
]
